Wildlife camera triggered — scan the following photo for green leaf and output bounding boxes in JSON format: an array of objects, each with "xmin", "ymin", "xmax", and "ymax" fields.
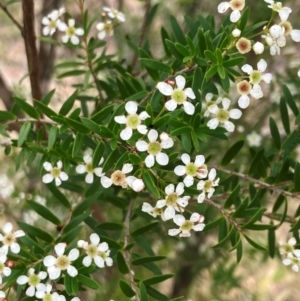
[
  {"xmin": 140, "ymin": 282, "xmax": 149, "ymax": 301},
  {"xmin": 102, "ymin": 147, "xmax": 119, "ymax": 172},
  {"xmin": 117, "ymin": 251, "xmax": 129, "ymax": 274},
  {"xmin": 41, "ymin": 89, "xmax": 55, "ymax": 105},
  {"xmin": 99, "ymin": 125, "xmax": 115, "ymax": 138},
  {"xmin": 73, "ymin": 191, "xmax": 102, "ymax": 216},
  {"xmin": 17, "ymin": 222, "xmax": 54, "ymax": 243},
  {"xmin": 0, "ymin": 111, "xmax": 16, "ymax": 122},
  {"xmin": 63, "ymin": 211, "xmax": 91, "ymax": 234},
  {"xmin": 203, "ymin": 217, "xmax": 223, "ymax": 231},
  {"xmin": 97, "ymin": 222, "xmax": 123, "ymax": 231},
  {"xmin": 223, "ymin": 57, "xmax": 245, "ymax": 67},
  {"xmin": 217, "ymin": 65, "xmax": 226, "ymax": 79},
  {"xmin": 236, "ymin": 239, "xmax": 243, "ymax": 263},
  {"xmin": 170, "ymin": 15, "xmax": 185, "ymax": 44},
  {"xmin": 283, "ymin": 85, "xmax": 299, "ymax": 117},
  {"xmin": 47, "ymin": 126, "xmax": 58, "ymax": 151},
  {"xmin": 91, "ymin": 104, "xmax": 115, "ymax": 123},
  {"xmin": 119, "ymin": 280, "xmax": 135, "ymax": 298},
  {"xmin": 248, "ymin": 148, "xmax": 264, "ymax": 175},
  {"xmin": 244, "ymin": 235, "xmax": 267, "ymax": 251},
  {"xmin": 129, "ymin": 153, "xmax": 142, "ymax": 164},
  {"xmin": 146, "ymin": 286, "xmax": 169, "ymax": 301},
  {"xmin": 14, "ymin": 97, "xmax": 40, "ymax": 119},
  {"xmin": 27, "ymin": 200, "xmax": 61, "ymax": 225},
  {"xmin": 140, "ymin": 58, "xmax": 172, "ymax": 73},
  {"xmin": 77, "ymin": 274, "xmax": 100, "ymax": 290},
  {"xmin": 18, "ymin": 122, "xmax": 31, "ymax": 147},
  {"xmin": 92, "ymin": 142, "xmax": 105, "ymax": 169},
  {"xmin": 131, "ymin": 221, "xmax": 159, "ymax": 237},
  {"xmin": 143, "ymin": 274, "xmax": 174, "ymax": 286},
  {"xmin": 280, "ymin": 97, "xmax": 290, "ymax": 135},
  {"xmin": 59, "ymin": 90, "xmax": 78, "ymax": 116},
  {"xmin": 238, "ymin": 7, "xmax": 250, "ymax": 32},
  {"xmin": 59, "ymin": 225, "xmax": 82, "ymax": 244},
  {"xmin": 80, "ymin": 118, "xmax": 101, "ymax": 135},
  {"xmin": 282, "ymin": 131, "xmax": 299, "ymax": 158},
  {"xmin": 34, "ymin": 100, "xmax": 57, "ymax": 119},
  {"xmin": 290, "ymin": 217, "xmax": 300, "ymax": 232},
  {"xmin": 64, "ymin": 274, "xmax": 73, "ymax": 295},
  {"xmin": 132, "ymin": 256, "xmax": 166, "ymax": 266},
  {"xmin": 204, "ymin": 50, "xmax": 218, "ymax": 64},
  {"xmin": 232, "ymin": 197, "xmax": 249, "ymax": 217},
  {"xmin": 205, "ymin": 65, "xmax": 218, "ymax": 79},
  {"xmin": 269, "ymin": 117, "xmax": 281, "ymax": 150},
  {"xmin": 170, "ymin": 126, "xmax": 192, "ymax": 136},
  {"xmin": 268, "ymin": 227, "xmax": 276, "ymax": 258},
  {"xmin": 175, "ymin": 43, "xmax": 190, "ymax": 57},
  {"xmin": 221, "ymin": 140, "xmax": 244, "ymax": 166},
  {"xmin": 65, "ymin": 117, "xmax": 90, "ymax": 134},
  {"xmin": 57, "ymin": 70, "xmax": 87, "ymax": 79},
  {"xmin": 125, "ymin": 91, "xmax": 149, "ymax": 102},
  {"xmin": 47, "ymin": 183, "xmax": 72, "ymax": 209},
  {"xmin": 241, "ymin": 208, "xmax": 265, "ymax": 228},
  {"xmin": 142, "ymin": 171, "xmax": 160, "ymax": 198},
  {"xmin": 213, "ymin": 226, "xmax": 235, "ymax": 248},
  {"xmin": 224, "ymin": 185, "xmax": 240, "ymax": 209},
  {"xmin": 294, "ymin": 162, "xmax": 300, "ymax": 192}
]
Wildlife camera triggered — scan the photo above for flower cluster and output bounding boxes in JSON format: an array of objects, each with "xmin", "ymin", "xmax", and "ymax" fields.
[{"xmin": 280, "ymin": 238, "xmax": 300, "ymax": 272}]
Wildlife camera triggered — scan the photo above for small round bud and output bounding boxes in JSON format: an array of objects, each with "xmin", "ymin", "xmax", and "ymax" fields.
[
  {"xmin": 265, "ymin": 36, "xmax": 274, "ymax": 46},
  {"xmin": 269, "ymin": 25, "xmax": 285, "ymax": 39},
  {"xmin": 159, "ymin": 132, "xmax": 169, "ymax": 141},
  {"xmin": 167, "ymin": 80, "xmax": 175, "ymax": 86},
  {"xmin": 236, "ymin": 37, "xmax": 251, "ymax": 54},
  {"xmin": 131, "ymin": 179, "xmax": 145, "ymax": 192},
  {"xmin": 7, "ymin": 260, "xmax": 15, "ymax": 268},
  {"xmin": 232, "ymin": 28, "xmax": 241, "ymax": 37},
  {"xmin": 252, "ymin": 41, "xmax": 264, "ymax": 54}
]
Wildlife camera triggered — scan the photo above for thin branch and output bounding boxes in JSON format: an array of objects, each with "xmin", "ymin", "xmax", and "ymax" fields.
[
  {"xmin": 213, "ymin": 166, "xmax": 300, "ymax": 200},
  {"xmin": 263, "ymin": 212, "xmax": 295, "ymax": 224},
  {"xmin": 130, "ymin": 0, "xmax": 151, "ymax": 69},
  {"xmin": 0, "ymin": 1, "xmax": 23, "ymax": 34},
  {"xmin": 124, "ymin": 199, "xmax": 140, "ymax": 301}
]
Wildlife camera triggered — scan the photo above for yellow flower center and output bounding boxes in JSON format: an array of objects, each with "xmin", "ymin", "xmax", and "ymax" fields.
[
  {"xmin": 3, "ymin": 233, "xmax": 15, "ymax": 246},
  {"xmin": 127, "ymin": 114, "xmax": 141, "ymax": 129},
  {"xmin": 186, "ymin": 163, "xmax": 198, "ymax": 177},
  {"xmin": 166, "ymin": 193, "xmax": 178, "ymax": 206},
  {"xmin": 172, "ymin": 89, "xmax": 186, "ymax": 104},
  {"xmin": 86, "ymin": 162, "xmax": 94, "ymax": 173},
  {"xmin": 67, "ymin": 27, "xmax": 75, "ymax": 36},
  {"xmin": 250, "ymin": 70, "xmax": 262, "ymax": 84},
  {"xmin": 111, "ymin": 170, "xmax": 126, "ymax": 186},
  {"xmin": 56, "ymin": 255, "xmax": 70, "ymax": 270},
  {"xmin": 180, "ymin": 220, "xmax": 193, "ymax": 231},
  {"xmin": 86, "ymin": 245, "xmax": 98, "ymax": 258},
  {"xmin": 51, "ymin": 167, "xmax": 61, "ymax": 178},
  {"xmin": 28, "ymin": 274, "xmax": 40, "ymax": 287},
  {"xmin": 148, "ymin": 142, "xmax": 162, "ymax": 155},
  {"xmin": 216, "ymin": 109, "xmax": 229, "ymax": 123}
]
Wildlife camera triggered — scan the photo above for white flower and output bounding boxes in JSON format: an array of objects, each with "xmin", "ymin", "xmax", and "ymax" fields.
[
  {"xmin": 203, "ymin": 94, "xmax": 222, "ymax": 117},
  {"xmin": 270, "ymin": 24, "xmax": 285, "ymax": 39},
  {"xmin": 76, "ymin": 155, "xmax": 104, "ymax": 184},
  {"xmin": 36, "ymin": 284, "xmax": 62, "ymax": 301},
  {"xmin": 101, "ymin": 163, "xmax": 133, "ymax": 189},
  {"xmin": 0, "ymin": 174, "xmax": 14, "ymax": 199},
  {"xmin": 43, "ymin": 243, "xmax": 79, "ymax": 279},
  {"xmin": 142, "ymin": 202, "xmax": 165, "ymax": 220},
  {"xmin": 279, "ymin": 21, "xmax": 300, "ymax": 42},
  {"xmin": 17, "ymin": 268, "xmax": 47, "ymax": 297},
  {"xmin": 41, "ymin": 8, "xmax": 65, "ymax": 36},
  {"xmin": 0, "ymin": 222, "xmax": 25, "ymax": 254},
  {"xmin": 283, "ymin": 254, "xmax": 300, "ymax": 272},
  {"xmin": 197, "ymin": 169, "xmax": 219, "ymax": 203},
  {"xmin": 96, "ymin": 21, "xmax": 114, "ymax": 40},
  {"xmin": 71, "ymin": 298, "xmax": 81, "ymax": 301},
  {"xmin": 156, "ymin": 183, "xmax": 190, "ymax": 220},
  {"xmin": 58, "ymin": 19, "xmax": 84, "ymax": 45},
  {"xmin": 42, "ymin": 160, "xmax": 68, "ymax": 186},
  {"xmin": 136, "ymin": 129, "xmax": 173, "ymax": 168},
  {"xmin": 218, "ymin": 0, "xmax": 245, "ymax": 23},
  {"xmin": 246, "ymin": 131, "xmax": 262, "ymax": 147},
  {"xmin": 253, "ymin": 41, "xmax": 264, "ymax": 54},
  {"xmin": 207, "ymin": 98, "xmax": 242, "ymax": 132},
  {"xmin": 0, "ymin": 291, "xmax": 5, "ymax": 301},
  {"xmin": 168, "ymin": 213, "xmax": 205, "ymax": 237},
  {"xmin": 264, "ymin": 0, "xmax": 292, "ymax": 21},
  {"xmin": 232, "ymin": 28, "xmax": 241, "ymax": 37},
  {"xmin": 77, "ymin": 233, "xmax": 113, "ymax": 268},
  {"xmin": 130, "ymin": 178, "xmax": 145, "ymax": 192},
  {"xmin": 279, "ymin": 237, "xmax": 300, "ymax": 258},
  {"xmin": 103, "ymin": 7, "xmax": 126, "ymax": 22},
  {"xmin": 0, "ymin": 250, "xmax": 10, "ymax": 284},
  {"xmin": 174, "ymin": 153, "xmax": 208, "ymax": 187},
  {"xmin": 156, "ymin": 75, "xmax": 196, "ymax": 115},
  {"xmin": 236, "ymin": 80, "xmax": 263, "ymax": 109},
  {"xmin": 114, "ymin": 101, "xmax": 150, "ymax": 140}
]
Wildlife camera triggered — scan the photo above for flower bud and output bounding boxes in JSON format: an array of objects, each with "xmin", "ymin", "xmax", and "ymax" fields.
[
  {"xmin": 298, "ymin": 70, "xmax": 300, "ymax": 77},
  {"xmin": 232, "ymin": 28, "xmax": 241, "ymax": 37},
  {"xmin": 270, "ymin": 24, "xmax": 285, "ymax": 39},
  {"xmin": 167, "ymin": 80, "xmax": 175, "ymax": 86},
  {"xmin": 7, "ymin": 260, "xmax": 14, "ymax": 268},
  {"xmin": 131, "ymin": 179, "xmax": 145, "ymax": 192},
  {"xmin": 236, "ymin": 37, "xmax": 251, "ymax": 54},
  {"xmin": 252, "ymin": 41, "xmax": 264, "ymax": 54},
  {"xmin": 159, "ymin": 132, "xmax": 169, "ymax": 141},
  {"xmin": 265, "ymin": 36, "xmax": 274, "ymax": 46}
]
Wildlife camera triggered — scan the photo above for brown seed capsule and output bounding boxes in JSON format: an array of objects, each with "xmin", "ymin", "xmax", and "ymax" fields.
[
  {"xmin": 237, "ymin": 80, "xmax": 251, "ymax": 95},
  {"xmin": 236, "ymin": 37, "xmax": 251, "ymax": 54}
]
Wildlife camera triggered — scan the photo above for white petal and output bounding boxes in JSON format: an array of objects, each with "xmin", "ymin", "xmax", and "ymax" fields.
[
  {"xmin": 94, "ymin": 256, "xmax": 105, "ymax": 268},
  {"xmin": 193, "ymin": 224, "xmax": 205, "ymax": 231},
  {"xmin": 168, "ymin": 229, "xmax": 181, "ymax": 236},
  {"xmin": 229, "ymin": 109, "xmax": 242, "ymax": 119},
  {"xmin": 98, "ymin": 242, "xmax": 108, "ymax": 252},
  {"xmin": 10, "ymin": 242, "xmax": 20, "ymax": 253},
  {"xmin": 279, "ymin": 7, "xmax": 292, "ymax": 22},
  {"xmin": 205, "ymin": 93, "xmax": 213, "ymax": 101},
  {"xmin": 262, "ymin": 73, "xmax": 272, "ymax": 84},
  {"xmin": 43, "ymin": 26, "xmax": 51, "ymax": 36},
  {"xmin": 145, "ymin": 154, "xmax": 155, "ymax": 168},
  {"xmin": 175, "ymin": 75, "xmax": 186, "ymax": 90},
  {"xmin": 114, "ymin": 115, "xmax": 127, "ymax": 124},
  {"xmin": 76, "ymin": 164, "xmax": 86, "ymax": 174},
  {"xmin": 173, "ymin": 214, "xmax": 185, "ymax": 226},
  {"xmin": 291, "ymin": 29, "xmax": 300, "ymax": 42},
  {"xmin": 165, "ymin": 184, "xmax": 175, "ymax": 195},
  {"xmin": 176, "ymin": 182, "xmax": 185, "ymax": 195},
  {"xmin": 125, "ymin": 101, "xmax": 138, "ymax": 114},
  {"xmin": 17, "ymin": 275, "xmax": 29, "ymax": 285},
  {"xmin": 38, "ymin": 271, "xmax": 47, "ymax": 280},
  {"xmin": 165, "ymin": 99, "xmax": 177, "ymax": 111},
  {"xmin": 98, "ymin": 31, "xmax": 106, "ymax": 40},
  {"xmin": 222, "ymin": 98, "xmax": 231, "ymax": 110},
  {"xmin": 161, "ymin": 137, "xmax": 174, "ymax": 149},
  {"xmin": 241, "ymin": 64, "xmax": 253, "ymax": 75},
  {"xmin": 85, "ymin": 173, "xmax": 94, "ymax": 184},
  {"xmin": 224, "ymin": 121, "xmax": 235, "ymax": 132},
  {"xmin": 137, "ymin": 125, "xmax": 148, "ymax": 135},
  {"xmin": 60, "ymin": 172, "xmax": 68, "ymax": 181},
  {"xmin": 156, "ymin": 82, "xmax": 173, "ymax": 96},
  {"xmin": 174, "ymin": 165, "xmax": 186, "ymax": 176},
  {"xmin": 257, "ymin": 59, "xmax": 267, "ymax": 72},
  {"xmin": 61, "ymin": 35, "xmax": 69, "ymax": 43},
  {"xmin": 132, "ymin": 179, "xmax": 145, "ymax": 192},
  {"xmin": 75, "ymin": 28, "xmax": 84, "ymax": 36},
  {"xmin": 43, "ymin": 162, "xmax": 53, "ymax": 172},
  {"xmin": 83, "ymin": 256, "xmax": 92, "ymax": 267},
  {"xmin": 26, "ymin": 286, "xmax": 35, "ymax": 297},
  {"xmin": 207, "ymin": 118, "xmax": 219, "ymax": 129},
  {"xmin": 148, "ymin": 129, "xmax": 158, "ymax": 142},
  {"xmin": 208, "ymin": 104, "xmax": 219, "ymax": 114},
  {"xmin": 156, "ymin": 153, "xmax": 169, "ymax": 166},
  {"xmin": 3, "ymin": 222, "xmax": 13, "ymax": 234},
  {"xmin": 126, "ymin": 176, "xmax": 136, "ymax": 188},
  {"xmin": 238, "ymin": 95, "xmax": 250, "ymax": 109},
  {"xmin": 90, "ymin": 233, "xmax": 100, "ymax": 245},
  {"xmin": 105, "ymin": 257, "xmax": 113, "ymax": 266},
  {"xmin": 184, "ymin": 87, "xmax": 196, "ymax": 99},
  {"xmin": 122, "ymin": 163, "xmax": 133, "ymax": 174},
  {"xmin": 177, "ymin": 197, "xmax": 189, "ymax": 207},
  {"xmin": 197, "ymin": 192, "xmax": 205, "ymax": 203},
  {"xmin": 282, "ymin": 258, "xmax": 292, "ymax": 266},
  {"xmin": 3, "ymin": 267, "xmax": 11, "ymax": 276},
  {"xmin": 101, "ymin": 176, "xmax": 113, "ymax": 188},
  {"xmin": 55, "ymin": 177, "xmax": 62, "ymax": 186},
  {"xmin": 68, "ymin": 248, "xmax": 79, "ymax": 261},
  {"xmin": 67, "ymin": 265, "xmax": 78, "ymax": 277},
  {"xmin": 68, "ymin": 19, "xmax": 75, "ymax": 27},
  {"xmin": 208, "ymin": 168, "xmax": 217, "ymax": 181},
  {"xmin": 48, "ymin": 267, "xmax": 61, "ymax": 280},
  {"xmin": 190, "ymin": 212, "xmax": 200, "ymax": 222},
  {"xmin": 195, "ymin": 155, "xmax": 205, "ymax": 167},
  {"xmin": 164, "ymin": 207, "xmax": 176, "ymax": 221},
  {"xmin": 42, "ymin": 174, "xmax": 53, "ymax": 184},
  {"xmin": 181, "ymin": 153, "xmax": 191, "ymax": 165},
  {"xmin": 96, "ymin": 22, "xmax": 104, "ymax": 31},
  {"xmin": 156, "ymin": 199, "xmax": 166, "ymax": 208},
  {"xmin": 42, "ymin": 17, "xmax": 50, "ymax": 25},
  {"xmin": 250, "ymin": 85, "xmax": 263, "ymax": 99},
  {"xmin": 36, "ymin": 290, "xmax": 45, "ymax": 298},
  {"xmin": 120, "ymin": 127, "xmax": 133, "ymax": 140},
  {"xmin": 139, "ymin": 111, "xmax": 150, "ymax": 120},
  {"xmin": 183, "ymin": 101, "xmax": 195, "ymax": 115},
  {"xmin": 292, "ymin": 264, "xmax": 299, "ymax": 272},
  {"xmin": 71, "ymin": 35, "xmax": 80, "ymax": 45},
  {"xmin": 218, "ymin": 2, "xmax": 230, "ymax": 13},
  {"xmin": 230, "ymin": 10, "xmax": 241, "ymax": 23},
  {"xmin": 55, "ymin": 243, "xmax": 66, "ymax": 256},
  {"xmin": 288, "ymin": 237, "xmax": 297, "ymax": 246},
  {"xmin": 43, "ymin": 255, "xmax": 56, "ymax": 267},
  {"xmin": 183, "ymin": 175, "xmax": 194, "ymax": 187},
  {"xmin": 94, "ymin": 167, "xmax": 104, "ymax": 177}
]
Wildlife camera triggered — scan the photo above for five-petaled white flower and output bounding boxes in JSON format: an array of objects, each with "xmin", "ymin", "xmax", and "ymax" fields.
[
  {"xmin": 76, "ymin": 155, "xmax": 104, "ymax": 184},
  {"xmin": 156, "ymin": 183, "xmax": 190, "ymax": 220},
  {"xmin": 279, "ymin": 237, "xmax": 300, "ymax": 258},
  {"xmin": 0, "ymin": 222, "xmax": 25, "ymax": 254},
  {"xmin": 168, "ymin": 213, "xmax": 205, "ymax": 237},
  {"xmin": 174, "ymin": 153, "xmax": 208, "ymax": 187},
  {"xmin": 241, "ymin": 59, "xmax": 272, "ymax": 95},
  {"xmin": 236, "ymin": 80, "xmax": 263, "ymax": 109},
  {"xmin": 264, "ymin": 0, "xmax": 292, "ymax": 21},
  {"xmin": 103, "ymin": 7, "xmax": 126, "ymax": 22},
  {"xmin": 0, "ymin": 250, "xmax": 11, "ymax": 284},
  {"xmin": 156, "ymin": 75, "xmax": 196, "ymax": 115},
  {"xmin": 114, "ymin": 101, "xmax": 150, "ymax": 141},
  {"xmin": 36, "ymin": 284, "xmax": 63, "ymax": 301},
  {"xmin": 218, "ymin": 0, "xmax": 245, "ymax": 23},
  {"xmin": 207, "ymin": 97, "xmax": 242, "ymax": 132},
  {"xmin": 136, "ymin": 129, "xmax": 174, "ymax": 168},
  {"xmin": 42, "ymin": 160, "xmax": 68, "ymax": 186},
  {"xmin": 283, "ymin": 254, "xmax": 300, "ymax": 272},
  {"xmin": 197, "ymin": 168, "xmax": 219, "ymax": 203},
  {"xmin": 96, "ymin": 21, "xmax": 114, "ymax": 40},
  {"xmin": 43, "ymin": 243, "xmax": 79, "ymax": 279},
  {"xmin": 42, "ymin": 8, "xmax": 65, "ymax": 36},
  {"xmin": 203, "ymin": 94, "xmax": 222, "ymax": 117},
  {"xmin": 58, "ymin": 19, "xmax": 84, "ymax": 45},
  {"xmin": 77, "ymin": 233, "xmax": 113, "ymax": 268},
  {"xmin": 142, "ymin": 202, "xmax": 165, "ymax": 220},
  {"xmin": 17, "ymin": 268, "xmax": 47, "ymax": 297},
  {"xmin": 246, "ymin": 131, "xmax": 262, "ymax": 147},
  {"xmin": 262, "ymin": 26, "xmax": 286, "ymax": 55}
]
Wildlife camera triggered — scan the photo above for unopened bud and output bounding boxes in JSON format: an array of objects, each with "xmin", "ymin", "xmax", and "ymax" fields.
[
  {"xmin": 159, "ymin": 132, "xmax": 169, "ymax": 141},
  {"xmin": 252, "ymin": 41, "xmax": 264, "ymax": 54},
  {"xmin": 7, "ymin": 260, "xmax": 14, "ymax": 268},
  {"xmin": 270, "ymin": 24, "xmax": 285, "ymax": 39},
  {"xmin": 132, "ymin": 179, "xmax": 145, "ymax": 192},
  {"xmin": 232, "ymin": 28, "xmax": 241, "ymax": 37},
  {"xmin": 167, "ymin": 80, "xmax": 175, "ymax": 86},
  {"xmin": 265, "ymin": 36, "xmax": 274, "ymax": 46}
]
